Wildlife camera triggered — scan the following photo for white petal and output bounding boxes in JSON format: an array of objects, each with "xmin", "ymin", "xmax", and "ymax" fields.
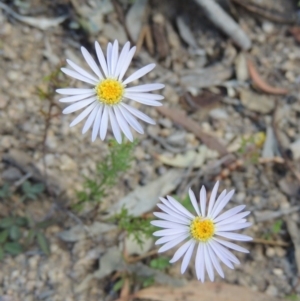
[
  {"xmin": 110, "ymin": 40, "xmax": 119, "ymax": 76},
  {"xmin": 56, "ymin": 88, "xmax": 94, "ymax": 95},
  {"xmin": 70, "ymin": 102, "xmax": 98, "ymax": 127},
  {"xmin": 119, "ymin": 107, "xmax": 144, "ymax": 134},
  {"xmin": 62, "ymin": 97, "xmax": 97, "ymax": 114},
  {"xmin": 211, "ymin": 190, "xmax": 235, "ymax": 219},
  {"xmin": 160, "ymin": 197, "xmax": 193, "ymax": 220},
  {"xmin": 156, "ymin": 204, "xmax": 192, "ymax": 224},
  {"xmin": 114, "ymin": 106, "xmax": 133, "ymax": 141},
  {"xmin": 195, "ymin": 243, "xmax": 205, "ymax": 282},
  {"xmin": 61, "ymin": 68, "xmax": 97, "ymax": 85},
  {"xmin": 210, "ymin": 189, "xmax": 227, "ymax": 218},
  {"xmin": 123, "ymin": 63, "xmax": 155, "ymax": 85},
  {"xmin": 211, "ymin": 239, "xmax": 240, "ymax": 265},
  {"xmin": 67, "ymin": 59, "xmax": 99, "ymax": 82},
  {"xmin": 215, "ymin": 211, "xmax": 250, "ymax": 227},
  {"xmin": 216, "ymin": 222, "xmax": 252, "ymax": 232},
  {"xmin": 214, "ymin": 205, "xmax": 246, "ymax": 223},
  {"xmin": 125, "ymin": 83, "xmax": 165, "ymax": 92},
  {"xmin": 215, "ymin": 232, "xmax": 252, "ymax": 241},
  {"xmin": 167, "ymin": 196, "xmax": 195, "ymax": 219},
  {"xmin": 156, "ymin": 233, "xmax": 186, "ymax": 245},
  {"xmin": 125, "ymin": 93, "xmax": 162, "ymax": 106},
  {"xmin": 181, "ymin": 240, "xmax": 195, "ymax": 274},
  {"xmin": 153, "ymin": 212, "xmax": 190, "ymax": 225},
  {"xmin": 170, "ymin": 240, "xmax": 193, "ymax": 263},
  {"xmin": 106, "ymin": 42, "xmax": 112, "ymax": 76},
  {"xmin": 207, "ymin": 181, "xmax": 219, "ymax": 218},
  {"xmin": 153, "ymin": 228, "xmax": 189, "ymax": 237},
  {"xmin": 189, "ymin": 188, "xmax": 200, "ymax": 216},
  {"xmin": 125, "ymin": 92, "xmax": 164, "ymax": 101},
  {"xmin": 95, "ymin": 41, "xmax": 108, "ymax": 77},
  {"xmin": 158, "ymin": 234, "xmax": 188, "ymax": 253},
  {"xmin": 114, "ymin": 42, "xmax": 130, "ymax": 78},
  {"xmin": 207, "ymin": 243, "xmax": 224, "ymax": 278},
  {"xmin": 92, "ymin": 106, "xmax": 103, "ymax": 142},
  {"xmin": 204, "ymin": 244, "xmax": 214, "ymax": 281},
  {"xmin": 59, "ymin": 92, "xmax": 95, "ymax": 103},
  {"xmin": 100, "ymin": 106, "xmax": 109, "ymax": 140},
  {"xmin": 81, "ymin": 46, "xmax": 103, "ymax": 79},
  {"xmin": 118, "ymin": 46, "xmax": 136, "ymax": 81},
  {"xmin": 120, "ymin": 103, "xmax": 155, "ymax": 124},
  {"xmin": 151, "ymin": 220, "xmax": 189, "ymax": 230},
  {"xmin": 214, "ymin": 238, "xmax": 249, "ymax": 253},
  {"xmin": 200, "ymin": 186, "xmax": 207, "ymax": 217},
  {"xmin": 108, "ymin": 107, "xmax": 122, "ymax": 143},
  {"xmin": 82, "ymin": 104, "xmax": 101, "ymax": 134},
  {"xmin": 208, "ymin": 240, "xmax": 235, "ymax": 268}
]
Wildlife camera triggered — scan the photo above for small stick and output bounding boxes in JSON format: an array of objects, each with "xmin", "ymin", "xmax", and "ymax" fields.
[
  {"xmin": 250, "ymin": 238, "xmax": 289, "ymax": 247},
  {"xmin": 231, "ymin": 0, "xmax": 296, "ymax": 24},
  {"xmin": 193, "ymin": 0, "xmax": 251, "ymax": 50},
  {"xmin": 125, "ymin": 249, "xmax": 159, "ymax": 264}
]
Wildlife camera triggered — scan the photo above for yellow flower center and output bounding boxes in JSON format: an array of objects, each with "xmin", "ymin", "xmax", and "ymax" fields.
[
  {"xmin": 190, "ymin": 217, "xmax": 215, "ymax": 242},
  {"xmin": 95, "ymin": 78, "xmax": 124, "ymax": 105}
]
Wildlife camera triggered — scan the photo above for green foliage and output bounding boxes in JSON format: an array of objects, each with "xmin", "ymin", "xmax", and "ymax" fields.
[
  {"xmin": 0, "ymin": 183, "xmax": 11, "ymax": 199},
  {"xmin": 0, "ymin": 216, "xmax": 27, "ymax": 257},
  {"xmin": 272, "ymin": 220, "xmax": 283, "ymax": 234},
  {"xmin": 142, "ymin": 276, "xmax": 155, "ymax": 288},
  {"xmin": 74, "ymin": 140, "xmax": 137, "ymax": 211},
  {"xmin": 111, "ymin": 207, "xmax": 155, "ymax": 248},
  {"xmin": 262, "ymin": 219, "xmax": 284, "ymax": 241},
  {"xmin": 20, "ymin": 181, "xmax": 45, "ymax": 202},
  {"xmin": 149, "ymin": 257, "xmax": 170, "ymax": 270},
  {"xmin": 286, "ymin": 294, "xmax": 300, "ymax": 301},
  {"xmin": 0, "ymin": 215, "xmax": 52, "ymax": 259},
  {"xmin": 113, "ymin": 278, "xmax": 124, "ymax": 292}
]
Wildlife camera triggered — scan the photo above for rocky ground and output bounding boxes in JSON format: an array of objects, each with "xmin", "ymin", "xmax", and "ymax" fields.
[{"xmin": 1, "ymin": 0, "xmax": 300, "ymax": 300}]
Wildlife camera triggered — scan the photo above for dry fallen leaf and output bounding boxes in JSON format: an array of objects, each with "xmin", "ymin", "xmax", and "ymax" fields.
[
  {"xmin": 180, "ymin": 64, "xmax": 233, "ymax": 89},
  {"xmin": 156, "ymin": 106, "xmax": 228, "ymax": 156},
  {"xmin": 240, "ymin": 90, "xmax": 275, "ymax": 114},
  {"xmin": 156, "ymin": 146, "xmax": 218, "ymax": 168},
  {"xmin": 247, "ymin": 59, "xmax": 288, "ymax": 95},
  {"xmin": 134, "ymin": 281, "xmax": 283, "ymax": 301}
]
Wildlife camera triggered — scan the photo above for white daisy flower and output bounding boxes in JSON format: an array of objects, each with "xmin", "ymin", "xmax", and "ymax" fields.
[
  {"xmin": 151, "ymin": 181, "xmax": 252, "ymax": 282},
  {"xmin": 56, "ymin": 40, "xmax": 164, "ymax": 143}
]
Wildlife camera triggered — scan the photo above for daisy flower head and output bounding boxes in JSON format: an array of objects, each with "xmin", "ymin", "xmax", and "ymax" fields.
[
  {"xmin": 56, "ymin": 40, "xmax": 164, "ymax": 143},
  {"xmin": 151, "ymin": 181, "xmax": 252, "ymax": 282}
]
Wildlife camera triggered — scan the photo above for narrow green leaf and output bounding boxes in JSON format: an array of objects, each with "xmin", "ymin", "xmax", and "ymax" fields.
[
  {"xmin": 36, "ymin": 232, "xmax": 50, "ymax": 255},
  {"xmin": 149, "ymin": 257, "xmax": 170, "ymax": 270},
  {"xmin": 25, "ymin": 229, "xmax": 36, "ymax": 246},
  {"xmin": 32, "ymin": 183, "xmax": 45, "ymax": 194},
  {"xmin": 15, "ymin": 217, "xmax": 28, "ymax": 227},
  {"xmin": 4, "ymin": 242, "xmax": 23, "ymax": 255},
  {"xmin": 36, "ymin": 219, "xmax": 55, "ymax": 229},
  {"xmin": 112, "ymin": 278, "xmax": 124, "ymax": 292},
  {"xmin": 142, "ymin": 276, "xmax": 154, "ymax": 288},
  {"xmin": 9, "ymin": 225, "xmax": 21, "ymax": 241},
  {"xmin": 0, "ymin": 229, "xmax": 8, "ymax": 244},
  {"xmin": 0, "ymin": 217, "xmax": 15, "ymax": 228}
]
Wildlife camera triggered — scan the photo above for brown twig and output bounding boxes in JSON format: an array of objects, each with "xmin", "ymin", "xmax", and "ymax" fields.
[
  {"xmin": 271, "ymin": 104, "xmax": 300, "ymax": 182},
  {"xmin": 250, "ymin": 238, "xmax": 289, "ymax": 247},
  {"xmin": 231, "ymin": 0, "xmax": 296, "ymax": 24},
  {"xmin": 124, "ymin": 249, "xmax": 159, "ymax": 264},
  {"xmin": 111, "ymin": 0, "xmax": 133, "ymax": 44},
  {"xmin": 247, "ymin": 59, "xmax": 288, "ymax": 95}
]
